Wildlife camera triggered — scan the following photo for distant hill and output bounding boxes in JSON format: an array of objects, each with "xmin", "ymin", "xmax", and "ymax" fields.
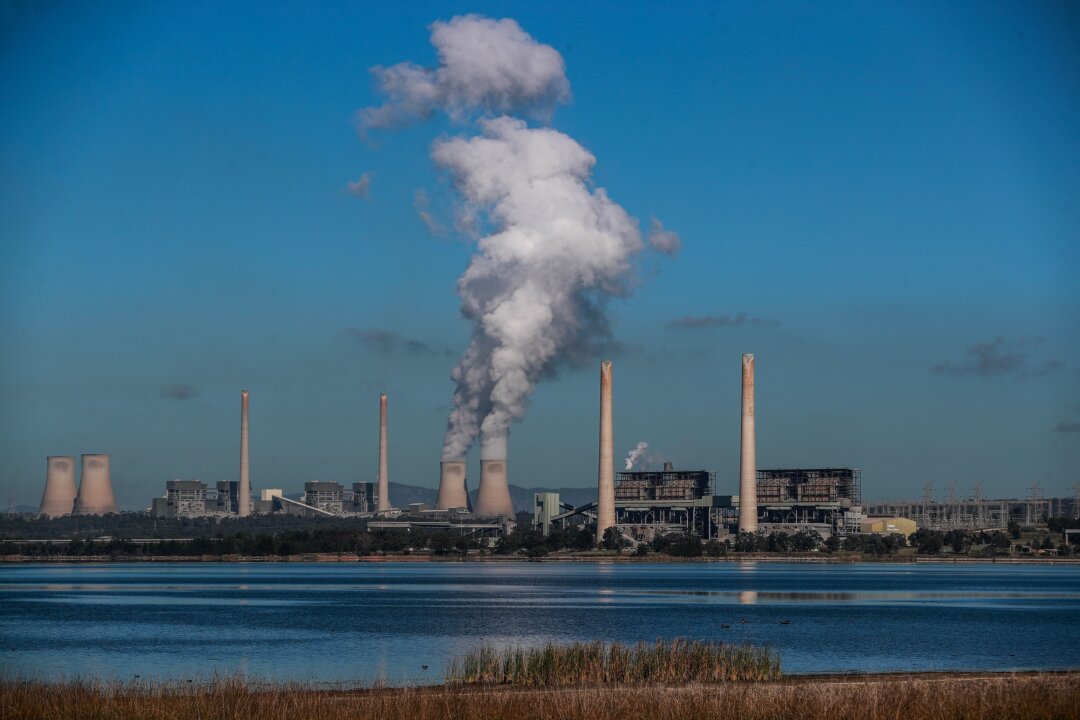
[{"xmin": 386, "ymin": 481, "xmax": 595, "ymax": 514}]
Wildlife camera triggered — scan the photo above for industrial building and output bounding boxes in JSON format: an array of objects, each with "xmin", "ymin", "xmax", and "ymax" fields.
[
  {"xmin": 543, "ymin": 464, "xmax": 734, "ymax": 542},
  {"xmin": 151, "ymin": 478, "xmax": 380, "ymax": 519},
  {"xmin": 537, "ymin": 357, "xmax": 871, "ymax": 543},
  {"xmin": 753, "ymin": 468, "xmax": 863, "ymax": 535}
]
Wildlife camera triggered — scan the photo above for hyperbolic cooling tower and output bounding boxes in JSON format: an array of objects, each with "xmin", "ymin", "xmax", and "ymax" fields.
[
  {"xmin": 596, "ymin": 360, "xmax": 615, "ymax": 543},
  {"xmin": 38, "ymin": 456, "xmax": 77, "ymax": 517},
  {"xmin": 474, "ymin": 458, "xmax": 514, "ymax": 517},
  {"xmin": 72, "ymin": 454, "xmax": 117, "ymax": 515},
  {"xmin": 738, "ymin": 354, "xmax": 758, "ymax": 532},
  {"xmin": 435, "ymin": 460, "xmax": 468, "ymax": 510},
  {"xmin": 376, "ymin": 393, "xmax": 390, "ymax": 512},
  {"xmin": 238, "ymin": 390, "xmax": 251, "ymax": 517}
]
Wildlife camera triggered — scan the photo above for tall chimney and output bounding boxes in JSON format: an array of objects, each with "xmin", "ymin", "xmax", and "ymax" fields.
[
  {"xmin": 738, "ymin": 354, "xmax": 758, "ymax": 532},
  {"xmin": 376, "ymin": 393, "xmax": 390, "ymax": 512},
  {"xmin": 435, "ymin": 460, "xmax": 468, "ymax": 510},
  {"xmin": 38, "ymin": 456, "xmax": 77, "ymax": 517},
  {"xmin": 72, "ymin": 454, "xmax": 116, "ymax": 515},
  {"xmin": 238, "ymin": 390, "xmax": 251, "ymax": 517},
  {"xmin": 596, "ymin": 360, "xmax": 615, "ymax": 544}
]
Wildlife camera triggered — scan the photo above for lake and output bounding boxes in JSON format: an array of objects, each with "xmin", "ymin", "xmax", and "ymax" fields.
[{"xmin": 1, "ymin": 561, "xmax": 1077, "ymax": 683}]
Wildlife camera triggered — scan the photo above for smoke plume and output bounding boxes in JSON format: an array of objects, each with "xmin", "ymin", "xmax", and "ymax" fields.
[
  {"xmin": 360, "ymin": 15, "xmax": 676, "ymax": 462},
  {"xmin": 624, "ymin": 441, "xmax": 649, "ymax": 470},
  {"xmin": 358, "ymin": 15, "xmax": 570, "ymax": 131}
]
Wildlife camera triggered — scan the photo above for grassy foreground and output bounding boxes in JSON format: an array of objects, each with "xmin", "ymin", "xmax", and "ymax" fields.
[
  {"xmin": 3, "ymin": 673, "xmax": 1079, "ymax": 720},
  {"xmin": 446, "ymin": 639, "xmax": 781, "ymax": 685}
]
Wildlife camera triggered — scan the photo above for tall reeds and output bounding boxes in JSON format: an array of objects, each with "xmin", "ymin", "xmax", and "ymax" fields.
[{"xmin": 445, "ymin": 638, "xmax": 781, "ymax": 686}]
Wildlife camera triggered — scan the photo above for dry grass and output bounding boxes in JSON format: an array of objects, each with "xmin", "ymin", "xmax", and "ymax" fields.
[
  {"xmin": 446, "ymin": 639, "xmax": 781, "ymax": 685},
  {"xmin": 2, "ymin": 673, "xmax": 1079, "ymax": 720}
]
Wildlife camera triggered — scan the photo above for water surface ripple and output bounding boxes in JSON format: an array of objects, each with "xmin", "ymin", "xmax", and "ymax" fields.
[{"xmin": 1, "ymin": 562, "xmax": 1077, "ymax": 682}]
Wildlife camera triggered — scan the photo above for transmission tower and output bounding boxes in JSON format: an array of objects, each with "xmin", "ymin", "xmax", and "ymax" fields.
[
  {"xmin": 920, "ymin": 482, "xmax": 936, "ymax": 528},
  {"xmin": 1026, "ymin": 480, "xmax": 1043, "ymax": 526},
  {"xmin": 971, "ymin": 482, "xmax": 985, "ymax": 527},
  {"xmin": 1072, "ymin": 483, "xmax": 1080, "ymax": 520}
]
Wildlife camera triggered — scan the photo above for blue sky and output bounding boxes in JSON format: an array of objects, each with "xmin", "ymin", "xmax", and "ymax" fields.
[{"xmin": 2, "ymin": 1, "xmax": 1078, "ymax": 509}]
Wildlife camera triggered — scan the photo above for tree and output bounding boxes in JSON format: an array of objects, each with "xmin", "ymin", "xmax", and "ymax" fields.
[
  {"xmin": 790, "ymin": 529, "xmax": 822, "ymax": 552},
  {"xmin": 602, "ymin": 526, "xmax": 624, "ymax": 551},
  {"xmin": 1007, "ymin": 521, "xmax": 1021, "ymax": 540},
  {"xmin": 944, "ymin": 529, "xmax": 969, "ymax": 554},
  {"xmin": 910, "ymin": 529, "xmax": 944, "ymax": 555},
  {"xmin": 667, "ymin": 534, "xmax": 704, "ymax": 557},
  {"xmin": 733, "ymin": 532, "xmax": 759, "ymax": 553},
  {"xmin": 704, "ymin": 540, "xmax": 726, "ymax": 557}
]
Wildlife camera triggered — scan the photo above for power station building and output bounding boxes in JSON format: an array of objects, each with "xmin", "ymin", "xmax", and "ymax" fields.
[{"xmin": 542, "ymin": 464, "xmax": 733, "ymax": 542}]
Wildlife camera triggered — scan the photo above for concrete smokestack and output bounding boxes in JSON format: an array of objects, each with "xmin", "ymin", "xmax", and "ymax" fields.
[
  {"xmin": 376, "ymin": 393, "xmax": 390, "ymax": 512},
  {"xmin": 72, "ymin": 454, "xmax": 116, "ymax": 515},
  {"xmin": 738, "ymin": 354, "xmax": 758, "ymax": 533},
  {"xmin": 38, "ymin": 456, "xmax": 77, "ymax": 517},
  {"xmin": 238, "ymin": 390, "xmax": 251, "ymax": 517},
  {"xmin": 435, "ymin": 460, "xmax": 469, "ymax": 510},
  {"xmin": 474, "ymin": 457, "xmax": 513, "ymax": 517},
  {"xmin": 596, "ymin": 360, "xmax": 615, "ymax": 544}
]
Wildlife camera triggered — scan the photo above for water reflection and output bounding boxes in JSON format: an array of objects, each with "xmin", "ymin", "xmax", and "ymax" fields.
[{"xmin": 0, "ymin": 562, "xmax": 1077, "ymax": 682}]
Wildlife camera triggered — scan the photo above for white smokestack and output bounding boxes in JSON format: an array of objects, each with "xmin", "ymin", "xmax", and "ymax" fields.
[
  {"xmin": 596, "ymin": 360, "xmax": 615, "ymax": 543},
  {"xmin": 38, "ymin": 456, "xmax": 77, "ymax": 517},
  {"xmin": 738, "ymin": 354, "xmax": 757, "ymax": 532},
  {"xmin": 377, "ymin": 393, "xmax": 390, "ymax": 512},
  {"xmin": 238, "ymin": 390, "xmax": 251, "ymax": 517}
]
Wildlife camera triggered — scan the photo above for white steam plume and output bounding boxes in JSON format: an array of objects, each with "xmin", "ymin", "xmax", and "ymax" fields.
[
  {"xmin": 624, "ymin": 441, "xmax": 649, "ymax": 471},
  {"xmin": 359, "ymin": 16, "xmax": 677, "ymax": 462},
  {"xmin": 359, "ymin": 15, "xmax": 570, "ymax": 130},
  {"xmin": 436, "ymin": 116, "xmax": 644, "ymax": 459}
]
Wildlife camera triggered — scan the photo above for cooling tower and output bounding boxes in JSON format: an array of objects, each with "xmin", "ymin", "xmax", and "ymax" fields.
[
  {"xmin": 238, "ymin": 390, "xmax": 251, "ymax": 517},
  {"xmin": 738, "ymin": 353, "xmax": 758, "ymax": 532},
  {"xmin": 435, "ymin": 460, "xmax": 469, "ymax": 510},
  {"xmin": 38, "ymin": 456, "xmax": 77, "ymax": 517},
  {"xmin": 474, "ymin": 458, "xmax": 514, "ymax": 517},
  {"xmin": 72, "ymin": 454, "xmax": 116, "ymax": 515},
  {"xmin": 376, "ymin": 393, "xmax": 390, "ymax": 512},
  {"xmin": 596, "ymin": 360, "xmax": 615, "ymax": 543}
]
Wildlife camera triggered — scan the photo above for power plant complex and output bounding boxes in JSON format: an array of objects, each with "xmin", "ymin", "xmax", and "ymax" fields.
[
  {"xmin": 27, "ymin": 355, "xmax": 874, "ymax": 538},
  {"xmin": 32, "ymin": 355, "xmax": 1072, "ymax": 539}
]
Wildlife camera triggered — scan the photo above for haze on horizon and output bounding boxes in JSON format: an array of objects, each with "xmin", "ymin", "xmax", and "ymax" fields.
[{"xmin": 1, "ymin": 2, "xmax": 1078, "ymax": 510}]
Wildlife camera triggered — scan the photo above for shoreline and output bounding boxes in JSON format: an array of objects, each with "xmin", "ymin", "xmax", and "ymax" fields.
[{"xmin": 3, "ymin": 553, "xmax": 1079, "ymax": 564}]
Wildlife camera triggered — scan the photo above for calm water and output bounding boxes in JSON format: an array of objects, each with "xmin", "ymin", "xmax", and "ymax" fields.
[{"xmin": 1, "ymin": 561, "xmax": 1078, "ymax": 683}]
